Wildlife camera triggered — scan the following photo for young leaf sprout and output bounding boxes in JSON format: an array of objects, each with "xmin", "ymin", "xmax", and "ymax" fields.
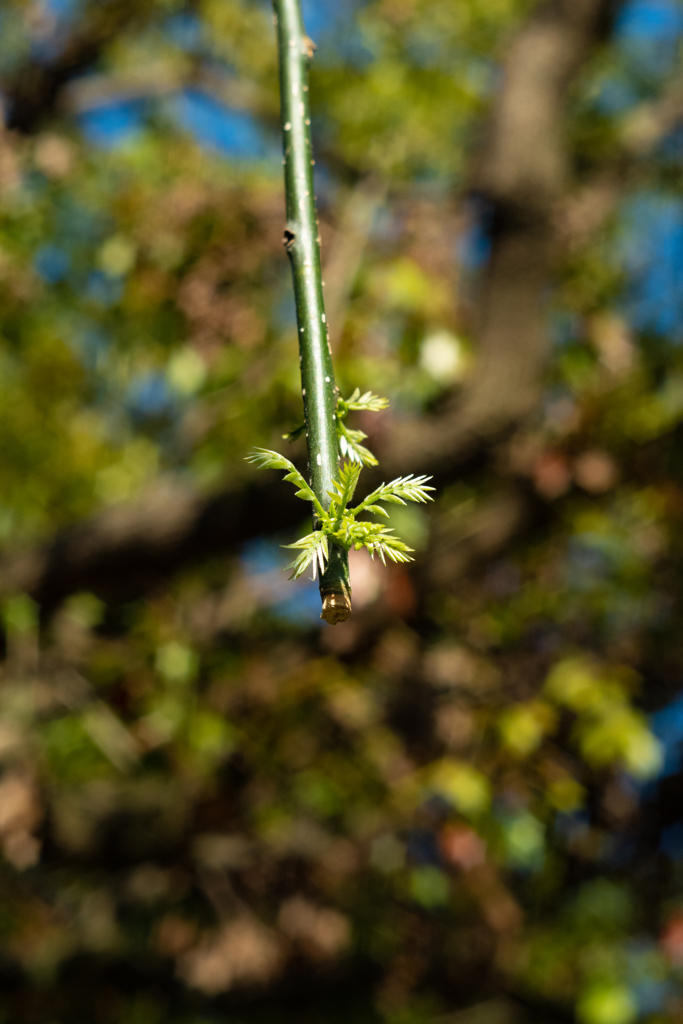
[{"xmin": 247, "ymin": 394, "xmax": 434, "ymax": 586}]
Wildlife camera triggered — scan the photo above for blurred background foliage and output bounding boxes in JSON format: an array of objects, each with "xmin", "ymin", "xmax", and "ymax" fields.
[{"xmin": 2, "ymin": 0, "xmax": 683, "ymax": 1022}]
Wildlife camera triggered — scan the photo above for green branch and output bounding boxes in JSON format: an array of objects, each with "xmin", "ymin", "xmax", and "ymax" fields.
[
  {"xmin": 250, "ymin": 5, "xmax": 436, "ymax": 621},
  {"xmin": 272, "ymin": 0, "xmax": 351, "ymax": 624}
]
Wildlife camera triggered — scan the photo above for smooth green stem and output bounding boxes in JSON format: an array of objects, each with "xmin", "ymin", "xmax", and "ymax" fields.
[{"xmin": 273, "ymin": 0, "xmax": 351, "ymax": 624}]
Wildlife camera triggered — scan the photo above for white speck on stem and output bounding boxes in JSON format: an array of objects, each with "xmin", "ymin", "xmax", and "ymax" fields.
[
  {"xmin": 284, "ymin": 122, "xmax": 291, "ymax": 131},
  {"xmin": 325, "ymin": 376, "xmax": 330, "ymax": 382},
  {"xmin": 316, "ymin": 453, "xmax": 322, "ymax": 466},
  {"xmin": 305, "ymin": 119, "xmax": 311, "ymax": 126},
  {"xmin": 299, "ymin": 102, "xmax": 305, "ymax": 116},
  {"xmin": 302, "ymin": 389, "xmax": 306, "ymax": 396},
  {"xmin": 322, "ymin": 314, "xmax": 326, "ymax": 323}
]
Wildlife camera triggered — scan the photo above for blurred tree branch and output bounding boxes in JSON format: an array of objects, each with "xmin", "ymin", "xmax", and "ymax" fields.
[
  {"xmin": 59, "ymin": 64, "xmax": 275, "ymax": 124},
  {"xmin": 0, "ymin": 476, "xmax": 301, "ymax": 609}
]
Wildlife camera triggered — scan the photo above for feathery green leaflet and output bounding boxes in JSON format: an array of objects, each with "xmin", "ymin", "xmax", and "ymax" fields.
[{"xmin": 247, "ymin": 392, "xmax": 434, "ymax": 581}]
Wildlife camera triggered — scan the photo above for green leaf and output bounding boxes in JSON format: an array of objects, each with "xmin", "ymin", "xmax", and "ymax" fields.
[
  {"xmin": 344, "ymin": 390, "xmax": 390, "ymax": 412},
  {"xmin": 340, "ymin": 519, "xmax": 415, "ymax": 564},
  {"xmin": 245, "ymin": 447, "xmax": 300, "ymax": 474},
  {"xmin": 351, "ymin": 474, "xmax": 435, "ymax": 516},
  {"xmin": 246, "ymin": 448, "xmax": 327, "ymax": 519},
  {"xmin": 329, "ymin": 461, "xmax": 362, "ymax": 520},
  {"xmin": 361, "ymin": 504, "xmax": 389, "ymax": 518},
  {"xmin": 342, "ymin": 519, "xmax": 377, "ymax": 543},
  {"xmin": 283, "ymin": 531, "xmax": 329, "ymax": 581},
  {"xmin": 337, "ymin": 423, "xmax": 378, "ymax": 466},
  {"xmin": 335, "ymin": 389, "xmax": 388, "ymax": 465},
  {"xmin": 370, "ymin": 532, "xmax": 415, "ymax": 565}
]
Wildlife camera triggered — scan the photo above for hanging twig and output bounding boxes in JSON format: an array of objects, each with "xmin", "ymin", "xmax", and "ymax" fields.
[
  {"xmin": 252, "ymin": 0, "xmax": 435, "ymax": 623},
  {"xmin": 272, "ymin": 0, "xmax": 351, "ymax": 624}
]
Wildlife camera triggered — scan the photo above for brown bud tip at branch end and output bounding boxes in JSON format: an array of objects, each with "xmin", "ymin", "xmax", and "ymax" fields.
[{"xmin": 321, "ymin": 591, "xmax": 352, "ymax": 625}]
